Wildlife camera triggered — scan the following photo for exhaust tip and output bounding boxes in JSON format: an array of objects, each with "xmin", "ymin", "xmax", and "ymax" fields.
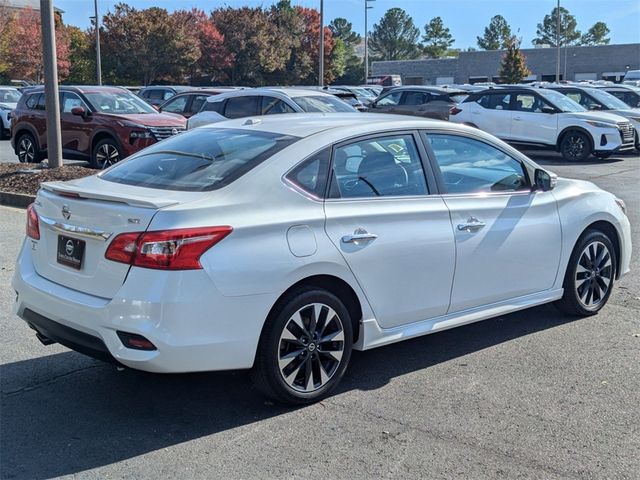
[{"xmin": 35, "ymin": 331, "xmax": 56, "ymax": 346}]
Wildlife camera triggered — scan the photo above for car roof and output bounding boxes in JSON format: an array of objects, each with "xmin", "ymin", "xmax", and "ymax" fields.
[
  {"xmin": 24, "ymin": 85, "xmax": 129, "ymax": 94},
  {"xmin": 204, "ymin": 88, "xmax": 338, "ymax": 102},
  {"xmin": 197, "ymin": 112, "xmax": 455, "ymax": 138}
]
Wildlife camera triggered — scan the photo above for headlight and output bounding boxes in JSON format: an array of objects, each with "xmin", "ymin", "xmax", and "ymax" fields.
[
  {"xmin": 584, "ymin": 120, "xmax": 618, "ymax": 129},
  {"xmin": 129, "ymin": 130, "xmax": 152, "ymax": 139},
  {"xmin": 615, "ymin": 198, "xmax": 627, "ymax": 215}
]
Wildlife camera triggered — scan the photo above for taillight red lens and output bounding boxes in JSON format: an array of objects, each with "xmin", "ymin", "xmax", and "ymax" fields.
[
  {"xmin": 26, "ymin": 203, "xmax": 40, "ymax": 240},
  {"xmin": 450, "ymin": 106, "xmax": 462, "ymax": 116},
  {"xmin": 105, "ymin": 226, "xmax": 232, "ymax": 270}
]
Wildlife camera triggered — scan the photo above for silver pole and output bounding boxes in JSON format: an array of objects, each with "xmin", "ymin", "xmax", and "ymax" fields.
[
  {"xmin": 94, "ymin": 0, "xmax": 102, "ymax": 85},
  {"xmin": 319, "ymin": 0, "xmax": 324, "ymax": 86},
  {"xmin": 40, "ymin": 0, "xmax": 62, "ymax": 168},
  {"xmin": 364, "ymin": 0, "xmax": 368, "ymax": 84},
  {"xmin": 556, "ymin": 0, "xmax": 560, "ymax": 82}
]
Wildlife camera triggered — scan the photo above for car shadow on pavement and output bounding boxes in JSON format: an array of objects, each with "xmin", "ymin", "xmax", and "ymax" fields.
[
  {"xmin": 1, "ymin": 303, "xmax": 580, "ymax": 479},
  {"xmin": 521, "ymin": 150, "xmax": 632, "ymax": 167}
]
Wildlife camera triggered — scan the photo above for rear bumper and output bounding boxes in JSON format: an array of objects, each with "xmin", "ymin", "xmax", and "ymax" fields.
[{"xmin": 12, "ymin": 242, "xmax": 276, "ymax": 373}]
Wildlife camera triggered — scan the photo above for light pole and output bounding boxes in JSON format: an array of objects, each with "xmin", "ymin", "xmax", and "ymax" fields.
[
  {"xmin": 90, "ymin": 0, "xmax": 102, "ymax": 85},
  {"xmin": 364, "ymin": 0, "xmax": 375, "ymax": 84},
  {"xmin": 555, "ymin": 0, "xmax": 560, "ymax": 82},
  {"xmin": 319, "ymin": 0, "xmax": 324, "ymax": 86}
]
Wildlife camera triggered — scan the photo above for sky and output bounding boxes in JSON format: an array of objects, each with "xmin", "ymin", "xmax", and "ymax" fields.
[{"xmin": 56, "ymin": 0, "xmax": 640, "ymax": 50}]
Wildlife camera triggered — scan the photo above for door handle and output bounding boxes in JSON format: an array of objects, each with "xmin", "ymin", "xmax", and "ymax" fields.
[
  {"xmin": 513, "ymin": 116, "xmax": 522, "ymax": 121},
  {"xmin": 457, "ymin": 217, "xmax": 486, "ymax": 233},
  {"xmin": 341, "ymin": 229, "xmax": 378, "ymax": 244}
]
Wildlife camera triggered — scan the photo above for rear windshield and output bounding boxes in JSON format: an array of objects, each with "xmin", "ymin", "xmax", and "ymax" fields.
[
  {"xmin": 293, "ymin": 95, "xmax": 357, "ymax": 113},
  {"xmin": 99, "ymin": 128, "xmax": 299, "ymax": 191}
]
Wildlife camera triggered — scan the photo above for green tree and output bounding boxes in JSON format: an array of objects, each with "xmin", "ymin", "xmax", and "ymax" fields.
[
  {"xmin": 499, "ymin": 36, "xmax": 531, "ymax": 83},
  {"xmin": 581, "ymin": 22, "xmax": 610, "ymax": 45},
  {"xmin": 368, "ymin": 8, "xmax": 421, "ymax": 61},
  {"xmin": 422, "ymin": 16, "xmax": 454, "ymax": 58},
  {"xmin": 329, "ymin": 17, "xmax": 363, "ymax": 84},
  {"xmin": 330, "ymin": 38, "xmax": 347, "ymax": 80},
  {"xmin": 532, "ymin": 6, "xmax": 581, "ymax": 47},
  {"xmin": 65, "ymin": 26, "xmax": 94, "ymax": 84},
  {"xmin": 477, "ymin": 15, "xmax": 512, "ymax": 50}
]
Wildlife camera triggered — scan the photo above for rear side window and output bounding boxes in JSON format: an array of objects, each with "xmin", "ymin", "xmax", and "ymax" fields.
[
  {"xmin": 285, "ymin": 148, "xmax": 331, "ymax": 198},
  {"xmin": 190, "ymin": 95, "xmax": 210, "ymax": 113},
  {"xmin": 202, "ymin": 100, "xmax": 225, "ymax": 113},
  {"xmin": 225, "ymin": 96, "xmax": 260, "ymax": 118},
  {"xmin": 146, "ymin": 89, "xmax": 164, "ymax": 100},
  {"xmin": 403, "ymin": 91, "xmax": 429, "ymax": 105},
  {"xmin": 36, "ymin": 94, "xmax": 46, "ymax": 110},
  {"xmin": 477, "ymin": 93, "xmax": 511, "ymax": 110},
  {"xmin": 100, "ymin": 129, "xmax": 299, "ymax": 191},
  {"xmin": 25, "ymin": 94, "xmax": 39, "ymax": 109},
  {"xmin": 262, "ymin": 96, "xmax": 296, "ymax": 115}
]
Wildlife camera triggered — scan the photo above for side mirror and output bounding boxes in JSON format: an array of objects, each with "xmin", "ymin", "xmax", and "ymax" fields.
[
  {"xmin": 541, "ymin": 106, "xmax": 556, "ymax": 114},
  {"xmin": 534, "ymin": 168, "xmax": 557, "ymax": 192},
  {"xmin": 71, "ymin": 106, "xmax": 87, "ymax": 117}
]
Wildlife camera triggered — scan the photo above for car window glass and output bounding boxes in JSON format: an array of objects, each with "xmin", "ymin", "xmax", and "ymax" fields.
[
  {"xmin": 514, "ymin": 93, "xmax": 552, "ymax": 113},
  {"xmin": 61, "ymin": 92, "xmax": 87, "ymax": 113},
  {"xmin": 163, "ymin": 90, "xmax": 175, "ymax": 100},
  {"xmin": 285, "ymin": 148, "xmax": 331, "ymax": 198},
  {"xmin": 487, "ymin": 93, "xmax": 511, "ymax": 110},
  {"xmin": 162, "ymin": 95, "xmax": 188, "ymax": 113},
  {"xmin": 565, "ymin": 91, "xmax": 598, "ymax": 109},
  {"xmin": 293, "ymin": 95, "xmax": 355, "ymax": 113},
  {"xmin": 261, "ymin": 96, "xmax": 296, "ymax": 115},
  {"xmin": 202, "ymin": 100, "xmax": 225, "ymax": 113},
  {"xmin": 425, "ymin": 134, "xmax": 529, "ymax": 194},
  {"xmin": 224, "ymin": 96, "xmax": 259, "ymax": 119},
  {"xmin": 329, "ymin": 134, "xmax": 428, "ymax": 199},
  {"xmin": 376, "ymin": 90, "xmax": 402, "ymax": 106},
  {"xmin": 190, "ymin": 95, "xmax": 209, "ymax": 113},
  {"xmin": 26, "ymin": 94, "xmax": 38, "ymax": 109},
  {"xmin": 146, "ymin": 89, "xmax": 164, "ymax": 100},
  {"xmin": 403, "ymin": 91, "xmax": 428, "ymax": 105},
  {"xmin": 36, "ymin": 93, "xmax": 46, "ymax": 110}
]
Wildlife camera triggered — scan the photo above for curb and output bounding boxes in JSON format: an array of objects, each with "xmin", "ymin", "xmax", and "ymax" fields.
[{"xmin": 0, "ymin": 191, "xmax": 35, "ymax": 209}]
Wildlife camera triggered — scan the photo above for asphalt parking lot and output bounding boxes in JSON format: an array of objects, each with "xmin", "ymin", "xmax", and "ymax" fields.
[{"xmin": 0, "ymin": 139, "xmax": 638, "ymax": 479}]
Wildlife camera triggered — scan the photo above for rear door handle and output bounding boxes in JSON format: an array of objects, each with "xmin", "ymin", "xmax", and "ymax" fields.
[
  {"xmin": 341, "ymin": 228, "xmax": 378, "ymax": 244},
  {"xmin": 457, "ymin": 217, "xmax": 486, "ymax": 233},
  {"xmin": 513, "ymin": 116, "xmax": 522, "ymax": 121}
]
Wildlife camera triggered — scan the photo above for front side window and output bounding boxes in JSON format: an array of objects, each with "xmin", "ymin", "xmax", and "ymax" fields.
[
  {"xmin": 425, "ymin": 134, "xmax": 529, "ymax": 194},
  {"xmin": 190, "ymin": 95, "xmax": 210, "ymax": 113},
  {"xmin": 100, "ymin": 128, "xmax": 299, "ymax": 191},
  {"xmin": 61, "ymin": 92, "xmax": 87, "ymax": 113},
  {"xmin": 262, "ymin": 96, "xmax": 296, "ymax": 115},
  {"xmin": 376, "ymin": 90, "xmax": 402, "ymax": 106},
  {"xmin": 202, "ymin": 100, "xmax": 225, "ymax": 113},
  {"xmin": 403, "ymin": 91, "xmax": 429, "ymax": 105},
  {"xmin": 285, "ymin": 148, "xmax": 331, "ymax": 198},
  {"xmin": 145, "ymin": 89, "xmax": 164, "ymax": 100},
  {"xmin": 162, "ymin": 95, "xmax": 189, "ymax": 113},
  {"xmin": 329, "ymin": 134, "xmax": 428, "ymax": 199},
  {"xmin": 224, "ymin": 96, "xmax": 260, "ymax": 118}
]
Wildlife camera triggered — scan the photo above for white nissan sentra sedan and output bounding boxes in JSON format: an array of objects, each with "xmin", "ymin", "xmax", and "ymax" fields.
[{"xmin": 13, "ymin": 114, "xmax": 631, "ymax": 404}]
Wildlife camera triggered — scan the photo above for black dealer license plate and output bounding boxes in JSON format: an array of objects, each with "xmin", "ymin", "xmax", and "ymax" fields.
[{"xmin": 57, "ymin": 235, "xmax": 85, "ymax": 270}]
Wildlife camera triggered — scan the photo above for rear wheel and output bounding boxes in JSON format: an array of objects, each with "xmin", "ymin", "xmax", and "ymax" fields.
[
  {"xmin": 16, "ymin": 132, "xmax": 40, "ymax": 163},
  {"xmin": 555, "ymin": 229, "xmax": 616, "ymax": 316},
  {"xmin": 91, "ymin": 138, "xmax": 122, "ymax": 169},
  {"xmin": 251, "ymin": 287, "xmax": 353, "ymax": 405},
  {"xmin": 560, "ymin": 131, "xmax": 591, "ymax": 162}
]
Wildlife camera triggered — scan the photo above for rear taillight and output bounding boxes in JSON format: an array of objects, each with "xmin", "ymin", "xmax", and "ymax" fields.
[
  {"xmin": 450, "ymin": 106, "xmax": 462, "ymax": 116},
  {"xmin": 26, "ymin": 203, "xmax": 40, "ymax": 240},
  {"xmin": 105, "ymin": 226, "xmax": 232, "ymax": 270}
]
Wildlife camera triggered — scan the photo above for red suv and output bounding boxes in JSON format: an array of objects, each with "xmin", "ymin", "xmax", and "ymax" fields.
[{"xmin": 11, "ymin": 86, "xmax": 186, "ymax": 168}]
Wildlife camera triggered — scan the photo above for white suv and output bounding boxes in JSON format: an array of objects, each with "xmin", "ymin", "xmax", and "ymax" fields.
[{"xmin": 451, "ymin": 87, "xmax": 636, "ymax": 161}]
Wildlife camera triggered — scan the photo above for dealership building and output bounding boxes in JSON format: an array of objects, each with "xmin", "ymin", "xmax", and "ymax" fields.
[{"xmin": 371, "ymin": 43, "xmax": 640, "ymax": 85}]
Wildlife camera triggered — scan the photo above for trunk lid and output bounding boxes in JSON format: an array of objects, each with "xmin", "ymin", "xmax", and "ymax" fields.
[{"xmin": 32, "ymin": 176, "xmax": 196, "ymax": 298}]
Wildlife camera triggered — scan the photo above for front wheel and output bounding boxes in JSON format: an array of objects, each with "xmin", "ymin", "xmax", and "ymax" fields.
[
  {"xmin": 251, "ymin": 287, "xmax": 353, "ymax": 405},
  {"xmin": 91, "ymin": 138, "xmax": 122, "ymax": 169},
  {"xmin": 560, "ymin": 131, "xmax": 592, "ymax": 162},
  {"xmin": 555, "ymin": 229, "xmax": 616, "ymax": 316},
  {"xmin": 16, "ymin": 132, "xmax": 40, "ymax": 163}
]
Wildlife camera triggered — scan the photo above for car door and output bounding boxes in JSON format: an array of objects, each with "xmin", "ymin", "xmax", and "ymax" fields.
[
  {"xmin": 468, "ymin": 92, "xmax": 513, "ymax": 139},
  {"xmin": 59, "ymin": 92, "xmax": 94, "ymax": 156},
  {"xmin": 423, "ymin": 132, "xmax": 562, "ymax": 313},
  {"xmin": 510, "ymin": 92, "xmax": 558, "ymax": 145},
  {"xmin": 323, "ymin": 132, "xmax": 456, "ymax": 328}
]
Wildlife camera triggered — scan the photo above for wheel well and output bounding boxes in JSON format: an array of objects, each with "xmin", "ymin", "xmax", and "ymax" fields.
[
  {"xmin": 269, "ymin": 275, "xmax": 363, "ymax": 343},
  {"xmin": 584, "ymin": 221, "xmax": 622, "ymax": 279},
  {"xmin": 13, "ymin": 129, "xmax": 35, "ymax": 152},
  {"xmin": 557, "ymin": 127, "xmax": 594, "ymax": 152},
  {"xmin": 91, "ymin": 132, "xmax": 118, "ymax": 153}
]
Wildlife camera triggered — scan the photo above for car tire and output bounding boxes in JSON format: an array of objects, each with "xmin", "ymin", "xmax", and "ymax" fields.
[
  {"xmin": 555, "ymin": 229, "xmax": 616, "ymax": 317},
  {"xmin": 251, "ymin": 287, "xmax": 353, "ymax": 405},
  {"xmin": 560, "ymin": 131, "xmax": 592, "ymax": 162},
  {"xmin": 91, "ymin": 137, "xmax": 122, "ymax": 169},
  {"xmin": 16, "ymin": 132, "xmax": 40, "ymax": 163}
]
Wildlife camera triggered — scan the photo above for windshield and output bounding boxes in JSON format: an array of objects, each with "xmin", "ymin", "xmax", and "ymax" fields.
[
  {"xmin": 0, "ymin": 89, "xmax": 21, "ymax": 103},
  {"xmin": 293, "ymin": 95, "xmax": 357, "ymax": 113},
  {"xmin": 585, "ymin": 88, "xmax": 632, "ymax": 110},
  {"xmin": 85, "ymin": 90, "xmax": 157, "ymax": 114},
  {"xmin": 100, "ymin": 128, "xmax": 298, "ymax": 191},
  {"xmin": 539, "ymin": 89, "xmax": 586, "ymax": 112}
]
